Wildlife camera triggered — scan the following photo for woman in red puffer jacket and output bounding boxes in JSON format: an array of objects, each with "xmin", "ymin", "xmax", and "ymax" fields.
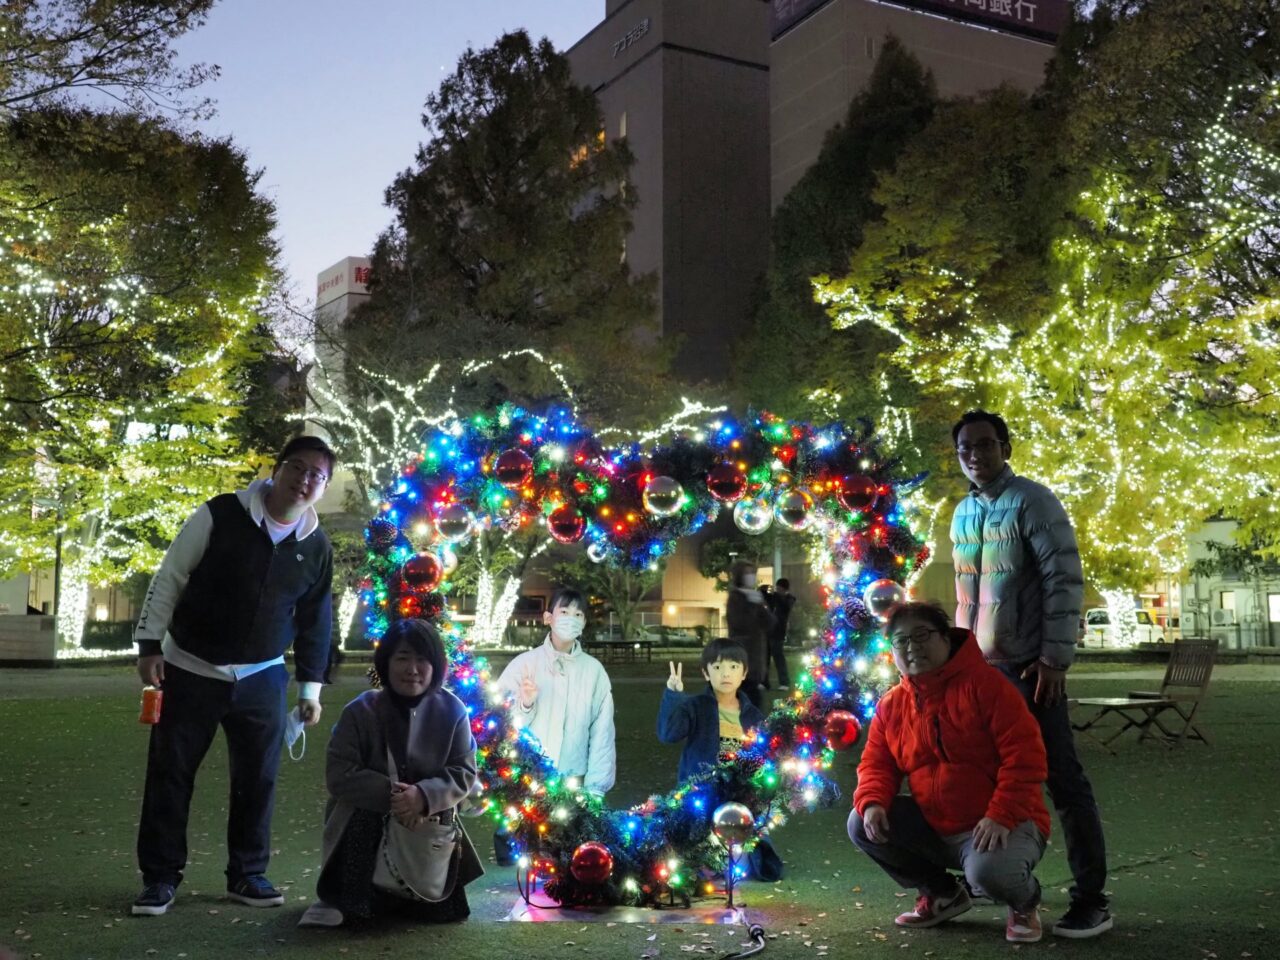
[{"xmin": 848, "ymin": 603, "xmax": 1050, "ymax": 945}]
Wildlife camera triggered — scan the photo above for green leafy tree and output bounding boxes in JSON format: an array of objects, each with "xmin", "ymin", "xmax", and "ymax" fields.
[
  {"xmin": 733, "ymin": 37, "xmax": 941, "ymax": 467},
  {"xmin": 345, "ymin": 29, "xmax": 666, "ymax": 429},
  {"xmin": 0, "ymin": 0, "xmax": 217, "ymax": 115},
  {"xmin": 816, "ymin": 1, "xmax": 1280, "ymax": 635},
  {"xmin": 0, "ymin": 108, "xmax": 279, "ymax": 648}
]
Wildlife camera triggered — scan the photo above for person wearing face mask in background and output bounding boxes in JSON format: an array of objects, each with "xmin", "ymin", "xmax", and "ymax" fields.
[
  {"xmin": 496, "ymin": 587, "xmax": 616, "ymax": 796},
  {"xmin": 726, "ymin": 560, "xmax": 774, "ymax": 713}
]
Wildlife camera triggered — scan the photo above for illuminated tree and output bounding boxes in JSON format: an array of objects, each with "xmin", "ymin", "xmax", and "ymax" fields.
[
  {"xmin": 0, "ymin": 109, "xmax": 278, "ymax": 650},
  {"xmin": 817, "ymin": 70, "xmax": 1280, "ymax": 642},
  {"xmin": 305, "ymin": 347, "xmax": 724, "ymax": 648}
]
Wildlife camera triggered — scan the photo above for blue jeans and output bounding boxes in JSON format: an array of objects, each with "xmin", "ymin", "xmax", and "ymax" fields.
[
  {"xmin": 848, "ymin": 797, "xmax": 1044, "ymax": 911},
  {"xmin": 995, "ymin": 661, "xmax": 1109, "ymax": 910},
  {"xmin": 137, "ymin": 662, "xmax": 288, "ymax": 887}
]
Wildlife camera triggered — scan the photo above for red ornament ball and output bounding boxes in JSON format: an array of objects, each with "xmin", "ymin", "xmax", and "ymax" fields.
[
  {"xmin": 570, "ymin": 841, "xmax": 614, "ymax": 885},
  {"xmin": 548, "ymin": 504, "xmax": 587, "ymax": 544},
  {"xmin": 494, "ymin": 448, "xmax": 534, "ymax": 488},
  {"xmin": 838, "ymin": 475, "xmax": 879, "ymax": 513},
  {"xmin": 706, "ymin": 462, "xmax": 747, "ymax": 503},
  {"xmin": 824, "ymin": 710, "xmax": 862, "ymax": 751},
  {"xmin": 400, "ymin": 552, "xmax": 443, "ymax": 594}
]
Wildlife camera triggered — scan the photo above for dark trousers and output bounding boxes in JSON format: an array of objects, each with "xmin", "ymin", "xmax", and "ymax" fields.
[
  {"xmin": 848, "ymin": 796, "xmax": 1043, "ymax": 910},
  {"xmin": 137, "ymin": 662, "xmax": 287, "ymax": 887},
  {"xmin": 995, "ymin": 662, "xmax": 1109, "ymax": 910},
  {"xmin": 767, "ymin": 633, "xmax": 791, "ymax": 687}
]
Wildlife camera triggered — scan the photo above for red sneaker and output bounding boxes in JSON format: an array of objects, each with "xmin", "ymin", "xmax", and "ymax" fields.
[
  {"xmin": 895, "ymin": 886, "xmax": 972, "ymax": 928},
  {"xmin": 1006, "ymin": 905, "xmax": 1043, "ymax": 943}
]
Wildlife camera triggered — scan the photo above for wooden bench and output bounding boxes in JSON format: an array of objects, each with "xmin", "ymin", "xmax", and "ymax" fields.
[{"xmin": 1070, "ymin": 638, "xmax": 1216, "ymax": 753}]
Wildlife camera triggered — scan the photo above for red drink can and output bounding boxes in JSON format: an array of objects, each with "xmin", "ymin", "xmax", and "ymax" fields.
[{"xmin": 140, "ymin": 685, "xmax": 163, "ymax": 725}]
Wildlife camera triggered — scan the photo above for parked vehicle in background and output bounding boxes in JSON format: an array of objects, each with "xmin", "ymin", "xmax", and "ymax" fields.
[{"xmin": 1079, "ymin": 608, "xmax": 1164, "ymax": 646}]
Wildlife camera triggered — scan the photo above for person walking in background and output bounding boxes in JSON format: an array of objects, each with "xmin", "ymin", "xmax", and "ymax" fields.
[
  {"xmin": 131, "ymin": 437, "xmax": 336, "ymax": 917},
  {"xmin": 726, "ymin": 560, "xmax": 773, "ymax": 712},
  {"xmin": 950, "ymin": 409, "xmax": 1111, "ymax": 938},
  {"xmin": 764, "ymin": 578, "xmax": 795, "ymax": 689}
]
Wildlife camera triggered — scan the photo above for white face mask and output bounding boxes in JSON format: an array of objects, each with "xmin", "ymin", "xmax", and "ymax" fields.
[
  {"xmin": 284, "ymin": 705, "xmax": 305, "ymax": 761},
  {"xmin": 742, "ymin": 574, "xmax": 757, "ymax": 588},
  {"xmin": 552, "ymin": 613, "xmax": 585, "ymax": 641}
]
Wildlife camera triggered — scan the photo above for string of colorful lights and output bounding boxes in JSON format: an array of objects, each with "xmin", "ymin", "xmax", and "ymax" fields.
[{"xmin": 358, "ymin": 404, "xmax": 930, "ymax": 906}]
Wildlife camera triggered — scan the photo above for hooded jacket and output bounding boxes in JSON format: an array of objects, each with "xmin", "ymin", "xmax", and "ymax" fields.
[
  {"xmin": 951, "ymin": 465, "xmax": 1084, "ymax": 670},
  {"xmin": 853, "ymin": 629, "xmax": 1051, "ymax": 838},
  {"xmin": 134, "ymin": 478, "xmax": 332, "ymax": 684},
  {"xmin": 496, "ymin": 636, "xmax": 616, "ymax": 794}
]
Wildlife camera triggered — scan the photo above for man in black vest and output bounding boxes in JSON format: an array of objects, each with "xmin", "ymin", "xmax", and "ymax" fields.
[{"xmin": 131, "ymin": 437, "xmax": 336, "ymax": 916}]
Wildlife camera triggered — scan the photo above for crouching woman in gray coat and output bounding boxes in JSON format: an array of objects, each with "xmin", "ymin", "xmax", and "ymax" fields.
[{"xmin": 299, "ymin": 619, "xmax": 483, "ymax": 928}]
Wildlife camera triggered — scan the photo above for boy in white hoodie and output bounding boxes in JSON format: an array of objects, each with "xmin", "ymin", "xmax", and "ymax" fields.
[{"xmin": 497, "ymin": 588, "xmax": 616, "ymax": 796}]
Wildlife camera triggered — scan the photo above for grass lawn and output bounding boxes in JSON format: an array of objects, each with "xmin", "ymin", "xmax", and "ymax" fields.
[{"xmin": 1, "ymin": 653, "xmax": 1275, "ymax": 960}]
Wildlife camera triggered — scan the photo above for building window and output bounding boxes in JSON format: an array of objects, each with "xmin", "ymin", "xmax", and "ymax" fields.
[
  {"xmin": 1268, "ymin": 594, "xmax": 1280, "ymax": 624},
  {"xmin": 1219, "ymin": 591, "xmax": 1236, "ymax": 612},
  {"xmin": 619, "ymin": 111, "xmax": 627, "ymax": 139}
]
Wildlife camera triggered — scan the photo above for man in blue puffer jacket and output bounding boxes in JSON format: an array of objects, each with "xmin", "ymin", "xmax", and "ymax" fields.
[{"xmin": 950, "ymin": 410, "xmax": 1111, "ymax": 940}]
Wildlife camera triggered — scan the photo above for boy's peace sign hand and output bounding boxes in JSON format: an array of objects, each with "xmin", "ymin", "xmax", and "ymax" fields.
[
  {"xmin": 519, "ymin": 665, "xmax": 538, "ymax": 709},
  {"xmin": 667, "ymin": 661, "xmax": 684, "ymax": 692}
]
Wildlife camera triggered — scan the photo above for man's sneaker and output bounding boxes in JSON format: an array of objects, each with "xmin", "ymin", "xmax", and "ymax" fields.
[
  {"xmin": 1053, "ymin": 902, "xmax": 1113, "ymax": 938},
  {"xmin": 131, "ymin": 882, "xmax": 177, "ymax": 916},
  {"xmin": 227, "ymin": 875, "xmax": 285, "ymax": 907},
  {"xmin": 1007, "ymin": 905, "xmax": 1043, "ymax": 943},
  {"xmin": 895, "ymin": 886, "xmax": 972, "ymax": 928},
  {"xmin": 298, "ymin": 901, "xmax": 344, "ymax": 928}
]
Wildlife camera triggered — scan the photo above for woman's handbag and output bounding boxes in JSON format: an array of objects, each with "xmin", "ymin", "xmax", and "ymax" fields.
[{"xmin": 372, "ymin": 748, "xmax": 463, "ymax": 902}]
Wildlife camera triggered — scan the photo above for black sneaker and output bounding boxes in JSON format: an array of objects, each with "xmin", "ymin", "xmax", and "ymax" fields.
[
  {"xmin": 132, "ymin": 882, "xmax": 177, "ymax": 916},
  {"xmin": 1053, "ymin": 902, "xmax": 1113, "ymax": 938},
  {"xmin": 227, "ymin": 874, "xmax": 285, "ymax": 907}
]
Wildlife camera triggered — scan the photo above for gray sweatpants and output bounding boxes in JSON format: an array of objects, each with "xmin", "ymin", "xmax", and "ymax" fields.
[{"xmin": 848, "ymin": 796, "xmax": 1045, "ymax": 911}]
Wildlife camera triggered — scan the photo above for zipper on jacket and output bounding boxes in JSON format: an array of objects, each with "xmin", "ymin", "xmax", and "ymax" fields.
[{"xmin": 933, "ymin": 716, "xmax": 952, "ymax": 762}]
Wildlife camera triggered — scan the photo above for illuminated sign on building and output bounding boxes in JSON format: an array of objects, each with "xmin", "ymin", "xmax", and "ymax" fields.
[
  {"xmin": 315, "ymin": 256, "xmax": 372, "ymax": 309},
  {"xmin": 771, "ymin": 0, "xmax": 1070, "ymax": 44}
]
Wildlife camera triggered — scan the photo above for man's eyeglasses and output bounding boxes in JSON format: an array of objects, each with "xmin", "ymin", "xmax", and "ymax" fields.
[
  {"xmin": 890, "ymin": 627, "xmax": 941, "ymax": 650},
  {"xmin": 280, "ymin": 459, "xmax": 329, "ymax": 485},
  {"xmin": 956, "ymin": 438, "xmax": 1001, "ymax": 457}
]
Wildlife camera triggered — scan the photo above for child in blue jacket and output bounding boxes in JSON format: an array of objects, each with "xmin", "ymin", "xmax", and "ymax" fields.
[
  {"xmin": 656, "ymin": 637, "xmax": 783, "ymax": 880},
  {"xmin": 657, "ymin": 638, "xmax": 765, "ymax": 783}
]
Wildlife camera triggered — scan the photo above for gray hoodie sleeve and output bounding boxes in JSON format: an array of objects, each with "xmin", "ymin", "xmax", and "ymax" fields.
[{"xmin": 1022, "ymin": 488, "xmax": 1085, "ymax": 669}]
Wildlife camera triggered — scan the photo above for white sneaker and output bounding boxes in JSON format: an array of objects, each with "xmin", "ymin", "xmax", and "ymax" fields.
[{"xmin": 298, "ymin": 902, "xmax": 344, "ymax": 928}]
